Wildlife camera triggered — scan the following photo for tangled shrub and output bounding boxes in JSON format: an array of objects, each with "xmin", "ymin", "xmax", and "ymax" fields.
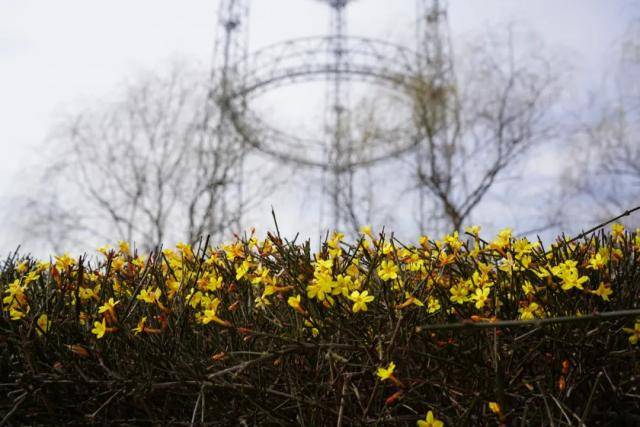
[{"xmin": 1, "ymin": 223, "xmax": 639, "ymax": 425}]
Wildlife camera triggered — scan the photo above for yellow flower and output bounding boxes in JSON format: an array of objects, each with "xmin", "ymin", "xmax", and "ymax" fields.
[
  {"xmin": 518, "ymin": 255, "xmax": 532, "ymax": 270},
  {"xmin": 587, "ymin": 253, "xmax": 607, "ymax": 270},
  {"xmin": 612, "ymin": 223, "xmax": 625, "ymax": 241},
  {"xmin": 381, "ymin": 242, "xmax": 394, "ymax": 255},
  {"xmin": 377, "ymin": 260, "xmax": 399, "ymax": 281},
  {"xmin": 200, "ymin": 298, "xmax": 231, "ymax": 327},
  {"xmin": 97, "ymin": 245, "xmax": 112, "ymax": 256},
  {"xmin": 427, "ymin": 296, "xmax": 441, "ymax": 314},
  {"xmin": 331, "ymin": 274, "xmax": 352, "ymax": 297},
  {"xmin": 534, "ymin": 268, "xmax": 552, "ymax": 279},
  {"xmin": 287, "ymin": 295, "xmax": 305, "ymax": 314},
  {"xmin": 590, "ymin": 282, "xmax": 613, "ymax": 301},
  {"xmin": 235, "ymin": 260, "xmax": 251, "ymax": 280},
  {"xmin": 623, "ymin": 321, "xmax": 640, "ymax": 345},
  {"xmin": 398, "ymin": 292, "xmax": 424, "ymax": 309},
  {"xmin": 16, "ymin": 260, "xmax": 30, "ymax": 274},
  {"xmin": 207, "ymin": 274, "xmax": 223, "ymax": 291},
  {"xmin": 315, "ymin": 258, "xmax": 334, "ymax": 273},
  {"xmin": 224, "ymin": 242, "xmax": 245, "ymax": 261},
  {"xmin": 416, "ymin": 410, "xmax": 444, "ymax": 427},
  {"xmin": 329, "ymin": 231, "xmax": 344, "ymax": 246},
  {"xmin": 498, "ymin": 253, "xmax": 516, "ymax": 273},
  {"xmin": 349, "ymin": 290, "xmax": 375, "ymax": 313},
  {"xmin": 346, "ymin": 261, "xmax": 361, "ymax": 279},
  {"xmin": 111, "ymin": 257, "xmax": 125, "ymax": 272},
  {"xmin": 132, "ymin": 316, "xmax": 147, "ymax": 335},
  {"xmin": 91, "ymin": 318, "xmax": 108, "ymax": 339},
  {"xmin": 36, "ymin": 313, "xmax": 51, "ymax": 336},
  {"xmin": 376, "ymin": 361, "xmax": 396, "ymax": 381},
  {"xmin": 35, "ymin": 260, "xmax": 50, "ymax": 272},
  {"xmin": 307, "ymin": 273, "xmax": 334, "ymax": 301},
  {"xmin": 188, "ymin": 290, "xmax": 204, "ymax": 308},
  {"xmin": 3, "ymin": 279, "xmax": 27, "ymax": 306},
  {"xmin": 304, "ymin": 319, "xmax": 319, "ymax": 337},
  {"xmin": 443, "ymin": 231, "xmax": 462, "ymax": 252},
  {"xmin": 472, "ymin": 287, "xmax": 490, "ymax": 309},
  {"xmin": 513, "ymin": 238, "xmax": 538, "ymax": 257},
  {"xmin": 449, "ymin": 285, "xmax": 468, "ymax": 305},
  {"xmin": 261, "ymin": 285, "xmax": 277, "ymax": 299},
  {"xmin": 551, "ymin": 260, "xmax": 576, "ymax": 277},
  {"xmin": 488, "ymin": 401, "xmax": 501, "ymax": 415},
  {"xmin": 328, "ymin": 232, "xmax": 344, "ymax": 258},
  {"xmin": 132, "ymin": 256, "xmax": 146, "ymax": 269},
  {"xmin": 490, "ymin": 228, "xmax": 513, "ymax": 250},
  {"xmin": 251, "ymin": 267, "xmax": 271, "ymax": 286},
  {"xmin": 254, "ymin": 295, "xmax": 270, "ymax": 309},
  {"xmin": 98, "ymin": 298, "xmax": 119, "ymax": 316},
  {"xmin": 465, "ymin": 225, "xmax": 481, "ymax": 237},
  {"xmin": 260, "ymin": 239, "xmax": 274, "ymax": 255},
  {"xmin": 518, "ymin": 302, "xmax": 541, "ymax": 320},
  {"xmin": 54, "ymin": 253, "xmax": 76, "ymax": 270},
  {"xmin": 137, "ymin": 287, "xmax": 161, "ymax": 304},
  {"xmin": 559, "ymin": 269, "xmax": 589, "ymax": 291},
  {"xmin": 176, "ymin": 242, "xmax": 194, "ymax": 258},
  {"xmin": 438, "ymin": 251, "xmax": 456, "ymax": 267},
  {"xmin": 118, "ymin": 240, "xmax": 130, "ymax": 256},
  {"xmin": 360, "ymin": 225, "xmax": 373, "ymax": 237},
  {"xmin": 22, "ymin": 271, "xmax": 40, "ymax": 286},
  {"xmin": 10, "ymin": 307, "xmax": 26, "ymax": 321},
  {"xmin": 79, "ymin": 287, "xmax": 96, "ymax": 301},
  {"xmin": 522, "ymin": 281, "xmax": 535, "ymax": 296}
]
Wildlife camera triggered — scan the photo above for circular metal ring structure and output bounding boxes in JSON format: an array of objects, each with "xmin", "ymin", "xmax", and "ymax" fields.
[{"xmin": 218, "ymin": 35, "xmax": 425, "ymax": 169}]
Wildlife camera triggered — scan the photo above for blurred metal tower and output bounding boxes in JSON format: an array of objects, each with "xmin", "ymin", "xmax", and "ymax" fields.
[
  {"xmin": 416, "ymin": 0, "xmax": 454, "ymax": 88},
  {"xmin": 325, "ymin": 0, "xmax": 353, "ymax": 228},
  {"xmin": 415, "ymin": 0, "xmax": 457, "ymax": 234},
  {"xmin": 211, "ymin": 0, "xmax": 249, "ymax": 100},
  {"xmin": 210, "ymin": 0, "xmax": 454, "ymax": 231},
  {"xmin": 207, "ymin": 0, "xmax": 250, "ymax": 234}
]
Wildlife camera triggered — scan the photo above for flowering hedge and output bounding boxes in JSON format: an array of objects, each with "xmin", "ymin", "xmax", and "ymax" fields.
[{"xmin": 1, "ymin": 224, "xmax": 639, "ymax": 425}]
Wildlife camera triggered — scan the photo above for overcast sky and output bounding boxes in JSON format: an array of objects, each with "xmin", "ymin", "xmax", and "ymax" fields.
[{"xmin": 1, "ymin": 0, "xmax": 638, "ymax": 252}]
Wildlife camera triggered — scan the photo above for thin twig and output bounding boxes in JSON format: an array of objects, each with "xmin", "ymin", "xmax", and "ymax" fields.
[
  {"xmin": 417, "ymin": 308, "xmax": 640, "ymax": 331},
  {"xmin": 86, "ymin": 389, "xmax": 122, "ymax": 420},
  {"xmin": 336, "ymin": 374, "xmax": 351, "ymax": 427},
  {"xmin": 190, "ymin": 385, "xmax": 203, "ymax": 427},
  {"xmin": 0, "ymin": 391, "xmax": 27, "ymax": 427},
  {"xmin": 553, "ymin": 205, "xmax": 640, "ymax": 250},
  {"xmin": 580, "ymin": 371, "xmax": 603, "ymax": 423}
]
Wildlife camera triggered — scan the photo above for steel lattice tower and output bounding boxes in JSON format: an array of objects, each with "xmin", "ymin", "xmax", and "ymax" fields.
[
  {"xmin": 210, "ymin": 0, "xmax": 455, "ymax": 231},
  {"xmin": 415, "ymin": 0, "xmax": 457, "ymax": 234},
  {"xmin": 208, "ymin": 0, "xmax": 250, "ymax": 234},
  {"xmin": 325, "ymin": 0, "xmax": 351, "ymax": 228}
]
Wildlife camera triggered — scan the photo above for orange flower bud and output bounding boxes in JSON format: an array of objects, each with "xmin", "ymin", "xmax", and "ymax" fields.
[
  {"xmin": 211, "ymin": 352, "xmax": 227, "ymax": 362},
  {"xmin": 67, "ymin": 344, "xmax": 90, "ymax": 358},
  {"xmin": 557, "ymin": 376, "xmax": 566, "ymax": 391},
  {"xmin": 384, "ymin": 390, "xmax": 404, "ymax": 405},
  {"xmin": 228, "ymin": 301, "xmax": 240, "ymax": 312}
]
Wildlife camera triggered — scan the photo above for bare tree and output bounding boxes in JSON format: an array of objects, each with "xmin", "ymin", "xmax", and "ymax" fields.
[
  {"xmin": 24, "ymin": 63, "xmax": 252, "ymax": 251},
  {"xmin": 313, "ymin": 26, "xmax": 562, "ymax": 238},
  {"xmin": 410, "ymin": 27, "xmax": 561, "ymax": 233},
  {"xmin": 335, "ymin": 27, "xmax": 563, "ymax": 236}
]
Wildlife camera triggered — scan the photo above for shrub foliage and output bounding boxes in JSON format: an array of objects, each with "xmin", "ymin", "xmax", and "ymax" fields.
[{"xmin": 1, "ymin": 224, "xmax": 640, "ymax": 425}]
